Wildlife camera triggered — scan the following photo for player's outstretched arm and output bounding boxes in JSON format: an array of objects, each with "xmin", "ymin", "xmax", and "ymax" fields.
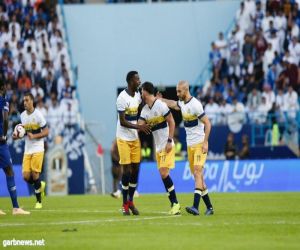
[
  {"xmin": 120, "ymin": 111, "xmax": 151, "ymax": 134},
  {"xmin": 137, "ymin": 118, "xmax": 151, "ymax": 134},
  {"xmin": 200, "ymin": 115, "xmax": 211, "ymax": 153},
  {"xmin": 156, "ymin": 92, "xmax": 180, "ymax": 111}
]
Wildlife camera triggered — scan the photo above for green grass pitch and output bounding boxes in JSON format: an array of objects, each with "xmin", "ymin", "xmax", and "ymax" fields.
[{"xmin": 0, "ymin": 193, "xmax": 299, "ymax": 249}]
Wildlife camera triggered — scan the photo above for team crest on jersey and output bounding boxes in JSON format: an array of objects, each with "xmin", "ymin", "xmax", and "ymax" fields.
[
  {"xmin": 187, "ymin": 109, "xmax": 191, "ymax": 113},
  {"xmin": 154, "ymin": 111, "xmax": 158, "ymax": 116}
]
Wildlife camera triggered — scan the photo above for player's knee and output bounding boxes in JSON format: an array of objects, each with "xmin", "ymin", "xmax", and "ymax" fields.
[
  {"xmin": 159, "ymin": 168, "xmax": 169, "ymax": 179},
  {"xmin": 32, "ymin": 172, "xmax": 40, "ymax": 181},
  {"xmin": 193, "ymin": 166, "xmax": 203, "ymax": 176},
  {"xmin": 23, "ymin": 174, "xmax": 30, "ymax": 182},
  {"xmin": 4, "ymin": 166, "xmax": 14, "ymax": 177}
]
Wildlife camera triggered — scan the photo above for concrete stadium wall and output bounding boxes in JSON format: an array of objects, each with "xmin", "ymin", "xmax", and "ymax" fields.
[{"xmin": 64, "ymin": 1, "xmax": 239, "ymax": 150}]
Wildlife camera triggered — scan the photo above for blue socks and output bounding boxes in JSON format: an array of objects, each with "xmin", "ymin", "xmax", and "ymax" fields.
[{"xmin": 6, "ymin": 175, "xmax": 19, "ymax": 208}]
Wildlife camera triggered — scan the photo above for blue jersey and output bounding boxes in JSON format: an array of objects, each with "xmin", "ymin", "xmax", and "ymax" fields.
[
  {"xmin": 0, "ymin": 96, "xmax": 9, "ymax": 137},
  {"xmin": 0, "ymin": 96, "xmax": 12, "ymax": 169}
]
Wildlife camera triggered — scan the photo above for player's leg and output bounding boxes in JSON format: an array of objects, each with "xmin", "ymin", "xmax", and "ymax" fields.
[
  {"xmin": 3, "ymin": 166, "xmax": 30, "ymax": 215},
  {"xmin": 127, "ymin": 162, "xmax": 139, "ymax": 215},
  {"xmin": 185, "ymin": 146, "xmax": 201, "ymax": 215},
  {"xmin": 111, "ymin": 164, "xmax": 121, "ymax": 198},
  {"xmin": 3, "ymin": 166, "xmax": 19, "ymax": 209},
  {"xmin": 31, "ymin": 152, "xmax": 45, "ymax": 209},
  {"xmin": 117, "ymin": 138, "xmax": 132, "ymax": 215},
  {"xmin": 191, "ymin": 144, "xmax": 214, "ymax": 215},
  {"xmin": 158, "ymin": 148, "xmax": 180, "ymax": 215},
  {"xmin": 127, "ymin": 139, "xmax": 141, "ymax": 215},
  {"xmin": 200, "ymin": 172, "xmax": 214, "ymax": 215}
]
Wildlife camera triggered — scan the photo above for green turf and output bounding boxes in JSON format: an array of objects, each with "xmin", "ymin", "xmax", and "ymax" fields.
[{"xmin": 0, "ymin": 193, "xmax": 299, "ymax": 250}]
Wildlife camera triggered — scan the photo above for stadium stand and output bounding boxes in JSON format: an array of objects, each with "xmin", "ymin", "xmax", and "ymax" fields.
[
  {"xmin": 195, "ymin": 0, "xmax": 300, "ymax": 155},
  {"xmin": 0, "ymin": 0, "xmax": 79, "ymax": 145}
]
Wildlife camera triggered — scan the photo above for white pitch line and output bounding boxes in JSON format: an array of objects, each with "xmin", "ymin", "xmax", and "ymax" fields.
[
  {"xmin": 0, "ymin": 215, "xmax": 181, "ymax": 228},
  {"xmin": 148, "ymin": 221, "xmax": 300, "ymax": 227},
  {"xmin": 30, "ymin": 209, "xmax": 168, "ymax": 214}
]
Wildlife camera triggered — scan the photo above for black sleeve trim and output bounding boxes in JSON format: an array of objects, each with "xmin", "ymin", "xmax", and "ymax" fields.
[{"xmin": 198, "ymin": 112, "xmax": 206, "ymax": 119}]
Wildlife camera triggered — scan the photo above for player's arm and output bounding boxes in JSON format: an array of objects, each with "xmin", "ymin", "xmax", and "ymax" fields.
[
  {"xmin": 0, "ymin": 109, "xmax": 8, "ymax": 142},
  {"xmin": 165, "ymin": 112, "xmax": 175, "ymax": 153},
  {"xmin": 111, "ymin": 140, "xmax": 119, "ymax": 162},
  {"xmin": 27, "ymin": 126, "xmax": 49, "ymax": 140},
  {"xmin": 119, "ymin": 111, "xmax": 151, "ymax": 134},
  {"xmin": 200, "ymin": 114, "xmax": 211, "ymax": 154},
  {"xmin": 156, "ymin": 93, "xmax": 180, "ymax": 111}
]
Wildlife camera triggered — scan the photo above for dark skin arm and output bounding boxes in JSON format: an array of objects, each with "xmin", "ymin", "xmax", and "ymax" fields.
[
  {"xmin": 111, "ymin": 140, "xmax": 120, "ymax": 162},
  {"xmin": 119, "ymin": 111, "xmax": 151, "ymax": 134},
  {"xmin": 0, "ymin": 109, "xmax": 8, "ymax": 142}
]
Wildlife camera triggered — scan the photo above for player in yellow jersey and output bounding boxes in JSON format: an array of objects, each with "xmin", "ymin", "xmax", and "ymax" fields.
[
  {"xmin": 13, "ymin": 92, "xmax": 48, "ymax": 209},
  {"xmin": 138, "ymin": 82, "xmax": 180, "ymax": 215},
  {"xmin": 159, "ymin": 81, "xmax": 214, "ymax": 216},
  {"xmin": 116, "ymin": 71, "xmax": 151, "ymax": 215}
]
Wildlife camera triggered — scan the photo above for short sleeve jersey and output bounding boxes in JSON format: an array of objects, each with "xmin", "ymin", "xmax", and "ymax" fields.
[
  {"xmin": 21, "ymin": 109, "xmax": 47, "ymax": 154},
  {"xmin": 178, "ymin": 97, "xmax": 205, "ymax": 146},
  {"xmin": 116, "ymin": 89, "xmax": 142, "ymax": 141},
  {"xmin": 140, "ymin": 99, "xmax": 172, "ymax": 152}
]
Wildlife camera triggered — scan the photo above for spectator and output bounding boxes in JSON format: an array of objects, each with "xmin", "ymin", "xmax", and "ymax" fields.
[
  {"xmin": 224, "ymin": 133, "xmax": 237, "ymax": 160},
  {"xmin": 262, "ymin": 83, "xmax": 275, "ymax": 110},
  {"xmin": 239, "ymin": 135, "xmax": 250, "ymax": 159},
  {"xmin": 17, "ymin": 71, "xmax": 32, "ymax": 92},
  {"xmin": 218, "ymin": 98, "xmax": 233, "ymax": 125},
  {"xmin": 31, "ymin": 83, "xmax": 44, "ymax": 100},
  {"xmin": 47, "ymin": 92, "xmax": 63, "ymax": 139},
  {"xmin": 247, "ymin": 88, "xmax": 262, "ymax": 120},
  {"xmin": 36, "ymin": 96, "xmax": 47, "ymax": 118},
  {"xmin": 256, "ymin": 96, "xmax": 271, "ymax": 124},
  {"xmin": 284, "ymin": 85, "xmax": 299, "ymax": 119},
  {"xmin": 204, "ymin": 97, "xmax": 219, "ymax": 125}
]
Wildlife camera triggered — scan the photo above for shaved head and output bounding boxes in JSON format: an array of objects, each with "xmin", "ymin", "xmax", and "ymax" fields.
[
  {"xmin": 177, "ymin": 80, "xmax": 189, "ymax": 90},
  {"xmin": 176, "ymin": 80, "xmax": 191, "ymax": 101}
]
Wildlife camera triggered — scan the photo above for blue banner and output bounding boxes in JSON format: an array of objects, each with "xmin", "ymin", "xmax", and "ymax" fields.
[{"xmin": 138, "ymin": 159, "xmax": 300, "ymax": 193}]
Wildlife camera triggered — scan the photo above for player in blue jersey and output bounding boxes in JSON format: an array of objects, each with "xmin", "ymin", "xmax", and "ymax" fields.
[{"xmin": 0, "ymin": 83, "xmax": 30, "ymax": 215}]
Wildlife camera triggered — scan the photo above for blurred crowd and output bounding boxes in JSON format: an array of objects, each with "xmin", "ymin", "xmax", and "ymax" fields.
[
  {"xmin": 197, "ymin": 0, "xmax": 300, "ymax": 126},
  {"xmin": 0, "ymin": 0, "xmax": 78, "ymax": 142}
]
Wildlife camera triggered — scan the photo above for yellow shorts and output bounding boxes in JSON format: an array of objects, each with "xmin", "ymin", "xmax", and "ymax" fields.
[
  {"xmin": 22, "ymin": 152, "xmax": 44, "ymax": 173},
  {"xmin": 117, "ymin": 138, "xmax": 141, "ymax": 165},
  {"xmin": 187, "ymin": 143, "xmax": 207, "ymax": 172},
  {"xmin": 156, "ymin": 146, "xmax": 175, "ymax": 169}
]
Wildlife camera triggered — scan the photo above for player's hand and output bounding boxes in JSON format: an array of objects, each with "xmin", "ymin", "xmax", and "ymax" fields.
[
  {"xmin": 165, "ymin": 141, "xmax": 172, "ymax": 153},
  {"xmin": 12, "ymin": 132, "xmax": 18, "ymax": 140},
  {"xmin": 138, "ymin": 124, "xmax": 151, "ymax": 134},
  {"xmin": 0, "ymin": 136, "xmax": 7, "ymax": 143},
  {"xmin": 27, "ymin": 132, "xmax": 35, "ymax": 140},
  {"xmin": 156, "ymin": 92, "xmax": 163, "ymax": 99},
  {"xmin": 202, "ymin": 140, "xmax": 208, "ymax": 154}
]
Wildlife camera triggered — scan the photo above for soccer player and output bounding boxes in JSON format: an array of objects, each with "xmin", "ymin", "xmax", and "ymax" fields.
[
  {"xmin": 13, "ymin": 92, "xmax": 48, "ymax": 209},
  {"xmin": 159, "ymin": 81, "xmax": 214, "ymax": 215},
  {"xmin": 0, "ymin": 83, "xmax": 30, "ymax": 215},
  {"xmin": 116, "ymin": 71, "xmax": 151, "ymax": 215},
  {"xmin": 138, "ymin": 82, "xmax": 181, "ymax": 215}
]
